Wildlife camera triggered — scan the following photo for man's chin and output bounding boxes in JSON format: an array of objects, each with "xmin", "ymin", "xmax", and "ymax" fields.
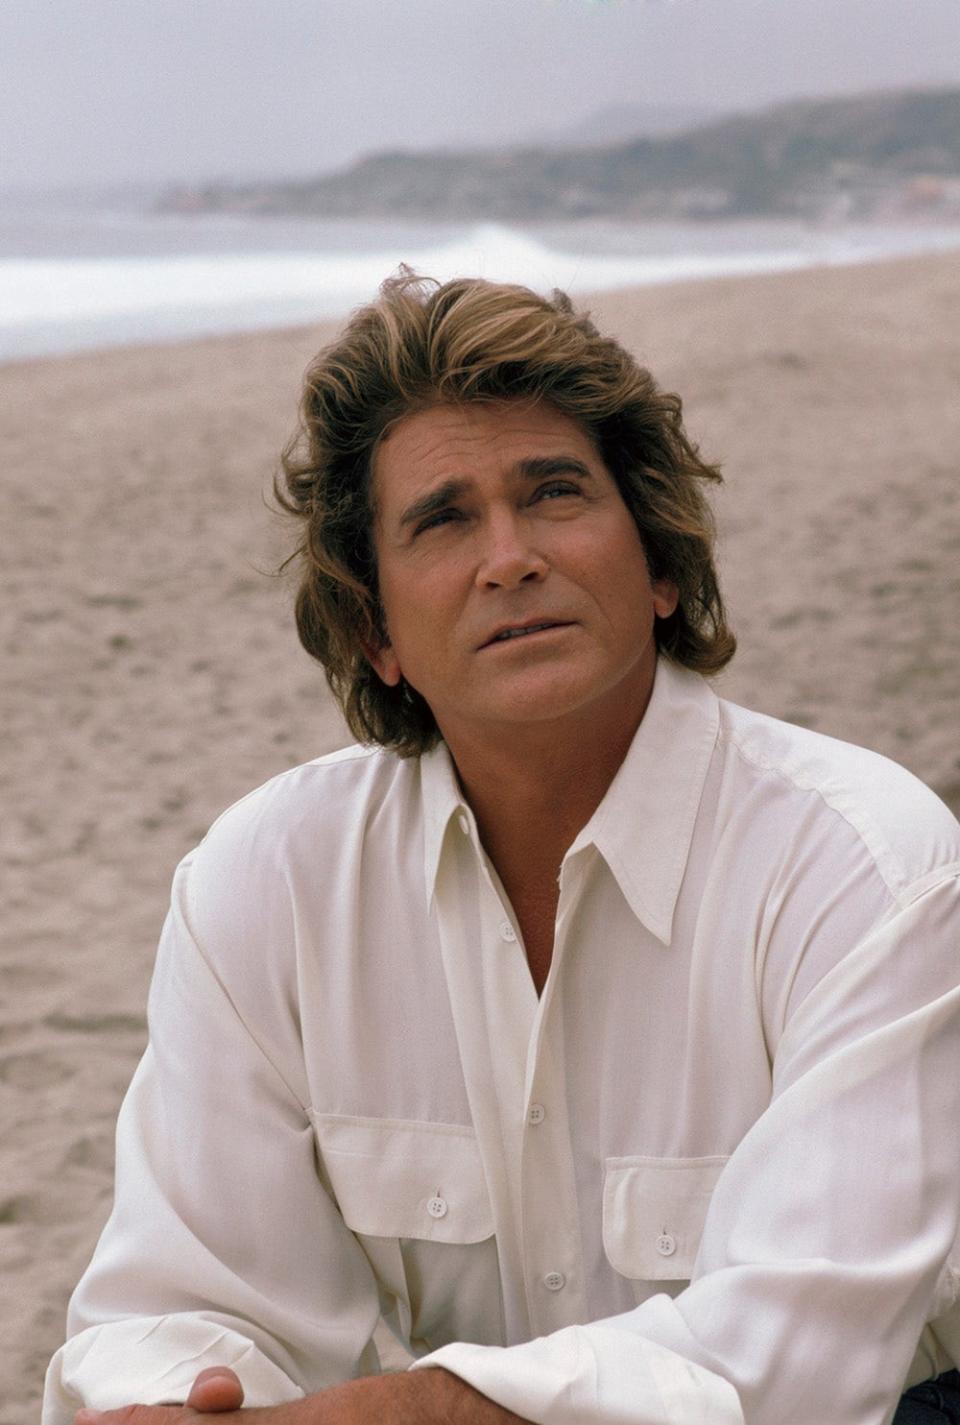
[{"xmin": 441, "ymin": 682, "xmax": 618, "ymax": 738}]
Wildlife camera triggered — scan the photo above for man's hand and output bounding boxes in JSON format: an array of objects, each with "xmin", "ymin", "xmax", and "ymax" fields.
[
  {"xmin": 73, "ymin": 1365, "xmax": 531, "ymax": 1425},
  {"xmin": 74, "ymin": 1365, "xmax": 305, "ymax": 1425},
  {"xmin": 75, "ymin": 1366, "xmax": 246, "ymax": 1423}
]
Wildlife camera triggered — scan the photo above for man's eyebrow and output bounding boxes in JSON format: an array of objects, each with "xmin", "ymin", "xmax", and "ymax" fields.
[
  {"xmin": 398, "ymin": 478, "xmax": 470, "ymax": 531},
  {"xmin": 516, "ymin": 455, "xmax": 595, "ymax": 482}
]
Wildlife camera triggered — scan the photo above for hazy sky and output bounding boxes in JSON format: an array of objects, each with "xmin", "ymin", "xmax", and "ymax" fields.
[{"xmin": 3, "ymin": 0, "xmax": 960, "ymax": 189}]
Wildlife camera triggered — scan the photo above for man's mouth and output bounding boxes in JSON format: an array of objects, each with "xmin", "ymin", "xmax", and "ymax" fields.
[{"xmin": 484, "ymin": 621, "xmax": 569, "ymax": 646}]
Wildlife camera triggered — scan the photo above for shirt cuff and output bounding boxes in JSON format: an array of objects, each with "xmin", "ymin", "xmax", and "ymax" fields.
[
  {"xmin": 42, "ymin": 1315, "xmax": 304, "ymax": 1422},
  {"xmin": 409, "ymin": 1320, "xmax": 743, "ymax": 1425}
]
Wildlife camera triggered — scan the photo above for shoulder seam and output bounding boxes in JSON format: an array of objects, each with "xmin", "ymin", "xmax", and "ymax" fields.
[
  {"xmin": 718, "ymin": 721, "xmax": 916, "ymax": 906},
  {"xmin": 900, "ymin": 862, "xmax": 960, "ymax": 906},
  {"xmin": 202, "ymin": 744, "xmax": 387, "ymax": 841},
  {"xmin": 306, "ymin": 743, "xmax": 382, "ymax": 768}
]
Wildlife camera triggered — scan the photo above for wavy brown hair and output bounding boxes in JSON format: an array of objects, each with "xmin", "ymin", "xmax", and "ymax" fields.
[{"xmin": 277, "ymin": 270, "xmax": 735, "ymax": 756}]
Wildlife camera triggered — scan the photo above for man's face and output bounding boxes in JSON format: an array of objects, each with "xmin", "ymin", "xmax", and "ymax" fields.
[{"xmin": 368, "ymin": 400, "xmax": 678, "ymax": 748}]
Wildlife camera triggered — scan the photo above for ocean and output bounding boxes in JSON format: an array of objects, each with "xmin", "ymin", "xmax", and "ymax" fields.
[{"xmin": 2, "ymin": 196, "xmax": 960, "ymax": 362}]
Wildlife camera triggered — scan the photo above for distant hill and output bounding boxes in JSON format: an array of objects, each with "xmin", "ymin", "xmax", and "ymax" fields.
[
  {"xmin": 532, "ymin": 100, "xmax": 724, "ymax": 148},
  {"xmin": 161, "ymin": 87, "xmax": 960, "ymax": 222}
]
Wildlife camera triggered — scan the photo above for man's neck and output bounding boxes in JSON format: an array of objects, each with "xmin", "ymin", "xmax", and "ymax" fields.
[
  {"xmin": 436, "ymin": 659, "xmax": 659, "ymax": 994},
  {"xmin": 441, "ymin": 684, "xmax": 652, "ymax": 892},
  {"xmin": 445, "ymin": 698, "xmax": 648, "ymax": 996}
]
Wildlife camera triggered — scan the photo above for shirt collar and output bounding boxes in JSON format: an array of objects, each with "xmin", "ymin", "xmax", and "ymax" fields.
[
  {"xmin": 568, "ymin": 657, "xmax": 720, "ymax": 945},
  {"xmin": 419, "ymin": 656, "xmax": 720, "ymax": 946},
  {"xmin": 420, "ymin": 738, "xmax": 472, "ymax": 902}
]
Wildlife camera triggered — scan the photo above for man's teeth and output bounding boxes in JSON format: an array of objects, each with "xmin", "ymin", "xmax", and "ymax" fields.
[{"xmin": 494, "ymin": 623, "xmax": 553, "ymax": 642}]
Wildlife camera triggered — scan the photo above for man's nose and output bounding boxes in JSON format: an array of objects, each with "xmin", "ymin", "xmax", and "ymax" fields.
[{"xmin": 475, "ymin": 510, "xmax": 548, "ymax": 588}]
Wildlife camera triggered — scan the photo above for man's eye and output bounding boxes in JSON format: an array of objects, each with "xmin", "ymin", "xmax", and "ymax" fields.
[
  {"xmin": 414, "ymin": 509, "xmax": 459, "ymax": 535},
  {"xmin": 536, "ymin": 482, "xmax": 579, "ymax": 502}
]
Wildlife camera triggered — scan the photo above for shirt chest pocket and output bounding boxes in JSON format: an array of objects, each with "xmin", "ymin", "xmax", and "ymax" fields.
[
  {"xmin": 313, "ymin": 1114, "xmax": 494, "ymax": 1243},
  {"xmin": 311, "ymin": 1113, "xmax": 502, "ymax": 1352},
  {"xmin": 602, "ymin": 1154, "xmax": 729, "ymax": 1285}
]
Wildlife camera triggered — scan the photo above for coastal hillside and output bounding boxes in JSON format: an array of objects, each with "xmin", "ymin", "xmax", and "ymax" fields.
[{"xmin": 161, "ymin": 87, "xmax": 960, "ymax": 222}]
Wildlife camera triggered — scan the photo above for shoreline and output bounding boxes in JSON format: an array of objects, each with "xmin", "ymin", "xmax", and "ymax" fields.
[
  {"xmin": 4, "ymin": 219, "xmax": 960, "ymax": 365},
  {"xmin": 3, "ymin": 247, "xmax": 959, "ymax": 1415}
]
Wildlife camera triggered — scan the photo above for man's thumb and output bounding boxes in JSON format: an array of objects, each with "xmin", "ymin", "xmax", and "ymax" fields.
[{"xmin": 185, "ymin": 1367, "xmax": 245, "ymax": 1412}]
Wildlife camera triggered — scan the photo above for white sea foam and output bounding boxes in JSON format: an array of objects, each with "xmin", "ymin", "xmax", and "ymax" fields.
[{"xmin": 3, "ymin": 220, "xmax": 959, "ymax": 361}]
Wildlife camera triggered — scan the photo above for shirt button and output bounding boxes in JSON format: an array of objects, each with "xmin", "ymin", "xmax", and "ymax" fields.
[
  {"xmin": 542, "ymin": 1271, "xmax": 566, "ymax": 1292},
  {"xmin": 427, "ymin": 1196, "xmax": 448, "ymax": 1219},
  {"xmin": 528, "ymin": 1103, "xmax": 546, "ymax": 1125},
  {"xmin": 656, "ymin": 1233, "xmax": 677, "ymax": 1257},
  {"xmin": 499, "ymin": 920, "xmax": 517, "ymax": 942}
]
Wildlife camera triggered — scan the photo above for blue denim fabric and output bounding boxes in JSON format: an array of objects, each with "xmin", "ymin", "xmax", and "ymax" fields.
[{"xmin": 893, "ymin": 1371, "xmax": 960, "ymax": 1423}]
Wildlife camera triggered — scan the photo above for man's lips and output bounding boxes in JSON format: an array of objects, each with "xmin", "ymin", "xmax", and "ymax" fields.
[{"xmin": 479, "ymin": 620, "xmax": 573, "ymax": 649}]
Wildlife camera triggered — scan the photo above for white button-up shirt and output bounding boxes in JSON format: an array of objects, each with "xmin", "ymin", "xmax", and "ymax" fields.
[{"xmin": 44, "ymin": 658, "xmax": 960, "ymax": 1425}]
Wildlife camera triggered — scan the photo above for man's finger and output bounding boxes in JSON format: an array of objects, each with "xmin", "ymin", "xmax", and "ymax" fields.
[{"xmin": 185, "ymin": 1367, "xmax": 245, "ymax": 1412}]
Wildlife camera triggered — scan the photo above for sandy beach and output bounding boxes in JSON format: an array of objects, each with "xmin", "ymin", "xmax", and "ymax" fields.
[{"xmin": 3, "ymin": 250, "xmax": 959, "ymax": 1420}]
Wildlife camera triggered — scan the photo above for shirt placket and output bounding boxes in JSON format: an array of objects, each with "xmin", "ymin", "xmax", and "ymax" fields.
[
  {"xmin": 432, "ymin": 816, "xmax": 591, "ymax": 1345},
  {"xmin": 432, "ymin": 812, "xmax": 538, "ymax": 1343},
  {"xmin": 466, "ymin": 834, "xmax": 591, "ymax": 1337},
  {"xmin": 517, "ymin": 853, "xmax": 589, "ymax": 1335}
]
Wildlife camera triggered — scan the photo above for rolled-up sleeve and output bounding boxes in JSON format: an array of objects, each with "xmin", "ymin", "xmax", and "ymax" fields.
[
  {"xmin": 42, "ymin": 851, "xmax": 382, "ymax": 1422},
  {"xmin": 413, "ymin": 873, "xmax": 960, "ymax": 1425}
]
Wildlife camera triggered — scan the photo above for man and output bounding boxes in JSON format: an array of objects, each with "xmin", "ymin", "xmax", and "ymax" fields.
[{"xmin": 45, "ymin": 273, "xmax": 960, "ymax": 1425}]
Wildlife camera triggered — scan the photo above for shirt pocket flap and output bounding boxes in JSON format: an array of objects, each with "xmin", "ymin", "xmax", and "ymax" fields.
[
  {"xmin": 602, "ymin": 1154, "xmax": 728, "ymax": 1281},
  {"xmin": 312, "ymin": 1114, "xmax": 494, "ymax": 1244}
]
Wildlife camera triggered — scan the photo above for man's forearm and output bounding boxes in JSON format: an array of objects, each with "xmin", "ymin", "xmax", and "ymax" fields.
[
  {"xmin": 308, "ymin": 1367, "xmax": 532, "ymax": 1424},
  {"xmin": 76, "ymin": 1365, "xmax": 532, "ymax": 1425}
]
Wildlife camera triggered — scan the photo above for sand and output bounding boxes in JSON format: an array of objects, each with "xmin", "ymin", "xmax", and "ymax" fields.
[{"xmin": 3, "ymin": 250, "xmax": 959, "ymax": 1420}]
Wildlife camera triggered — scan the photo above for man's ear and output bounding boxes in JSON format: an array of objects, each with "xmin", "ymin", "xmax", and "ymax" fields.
[
  {"xmin": 363, "ymin": 638, "xmax": 403, "ymax": 688},
  {"xmin": 652, "ymin": 579, "xmax": 680, "ymax": 620}
]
